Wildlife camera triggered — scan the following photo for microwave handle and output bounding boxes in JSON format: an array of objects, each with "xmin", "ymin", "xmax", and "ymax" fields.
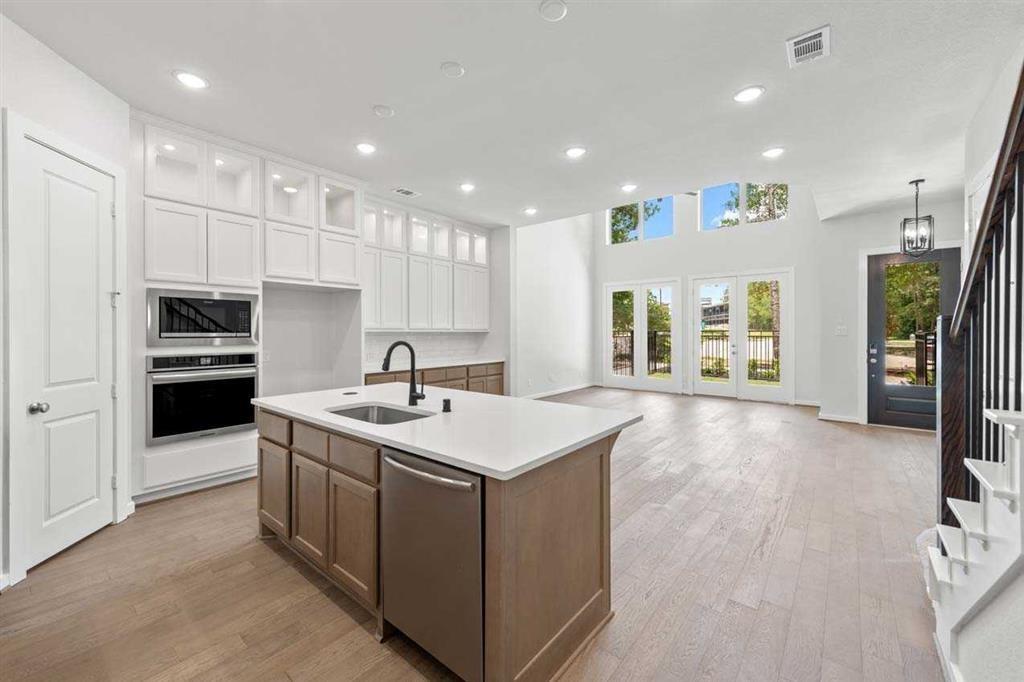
[{"xmin": 253, "ymin": 306, "xmax": 260, "ymax": 344}]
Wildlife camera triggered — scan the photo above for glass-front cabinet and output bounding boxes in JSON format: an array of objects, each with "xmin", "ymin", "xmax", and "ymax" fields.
[
  {"xmin": 431, "ymin": 220, "xmax": 452, "ymax": 259},
  {"xmin": 454, "ymin": 226, "xmax": 472, "ymax": 263},
  {"xmin": 409, "ymin": 215, "xmax": 431, "ymax": 255},
  {"xmin": 320, "ymin": 176, "xmax": 359, "ymax": 235},
  {"xmin": 381, "ymin": 207, "xmax": 406, "ymax": 251},
  {"xmin": 145, "ymin": 125, "xmax": 207, "ymax": 205},
  {"xmin": 208, "ymin": 144, "xmax": 259, "ymax": 216},
  {"xmin": 265, "ymin": 161, "xmax": 316, "ymax": 227},
  {"xmin": 363, "ymin": 204, "xmax": 380, "ymax": 246}
]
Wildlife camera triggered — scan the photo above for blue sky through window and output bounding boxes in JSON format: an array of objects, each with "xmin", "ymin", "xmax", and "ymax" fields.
[
  {"xmin": 701, "ymin": 183, "xmax": 740, "ymax": 230},
  {"xmin": 643, "ymin": 196, "xmax": 673, "ymax": 239}
]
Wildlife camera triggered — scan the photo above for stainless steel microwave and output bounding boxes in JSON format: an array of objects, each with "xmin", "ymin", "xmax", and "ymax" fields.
[{"xmin": 146, "ymin": 288, "xmax": 258, "ymax": 347}]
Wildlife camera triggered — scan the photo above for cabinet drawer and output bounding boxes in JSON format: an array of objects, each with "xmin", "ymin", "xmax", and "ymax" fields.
[
  {"xmin": 485, "ymin": 363, "xmax": 504, "ymax": 377},
  {"xmin": 365, "ymin": 373, "xmax": 393, "ymax": 385},
  {"xmin": 422, "ymin": 368, "xmax": 447, "ymax": 384},
  {"xmin": 292, "ymin": 422, "xmax": 329, "ymax": 463},
  {"xmin": 329, "ymin": 434, "xmax": 379, "ymax": 485},
  {"xmin": 485, "ymin": 375, "xmax": 503, "ymax": 395},
  {"xmin": 446, "ymin": 379, "xmax": 467, "ymax": 391},
  {"xmin": 467, "ymin": 364, "xmax": 488, "ymax": 378},
  {"xmin": 446, "ymin": 366, "xmax": 468, "ymax": 380},
  {"xmin": 257, "ymin": 410, "xmax": 291, "ymax": 447}
]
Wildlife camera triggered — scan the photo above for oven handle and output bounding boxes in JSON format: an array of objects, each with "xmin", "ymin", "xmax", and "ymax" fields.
[{"xmin": 149, "ymin": 367, "xmax": 257, "ymax": 384}]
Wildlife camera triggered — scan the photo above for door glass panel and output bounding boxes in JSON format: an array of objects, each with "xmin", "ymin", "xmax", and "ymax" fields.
[
  {"xmin": 884, "ymin": 261, "xmax": 939, "ymax": 385},
  {"xmin": 363, "ymin": 207, "xmax": 378, "ymax": 244},
  {"xmin": 646, "ymin": 287, "xmax": 672, "ymax": 379},
  {"xmin": 611, "ymin": 290, "xmax": 635, "ymax": 376},
  {"xmin": 699, "ymin": 282, "xmax": 730, "ymax": 380},
  {"xmin": 745, "ymin": 279, "xmax": 781, "ymax": 384}
]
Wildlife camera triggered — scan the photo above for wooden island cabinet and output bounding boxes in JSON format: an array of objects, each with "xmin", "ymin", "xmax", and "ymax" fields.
[{"xmin": 365, "ymin": 360, "xmax": 504, "ymax": 395}]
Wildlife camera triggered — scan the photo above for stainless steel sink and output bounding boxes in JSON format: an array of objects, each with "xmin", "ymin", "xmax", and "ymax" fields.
[{"xmin": 329, "ymin": 403, "xmax": 432, "ymax": 425}]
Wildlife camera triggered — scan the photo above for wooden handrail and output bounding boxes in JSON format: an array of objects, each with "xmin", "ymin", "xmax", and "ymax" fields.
[{"xmin": 951, "ymin": 64, "xmax": 1024, "ymax": 339}]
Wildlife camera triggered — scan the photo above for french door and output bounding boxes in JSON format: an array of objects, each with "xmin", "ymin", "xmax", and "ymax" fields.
[
  {"xmin": 604, "ymin": 281, "xmax": 681, "ymax": 392},
  {"xmin": 691, "ymin": 271, "xmax": 793, "ymax": 403}
]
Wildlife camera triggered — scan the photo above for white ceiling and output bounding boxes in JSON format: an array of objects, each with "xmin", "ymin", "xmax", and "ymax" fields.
[{"xmin": 4, "ymin": 1, "xmax": 1023, "ymax": 226}]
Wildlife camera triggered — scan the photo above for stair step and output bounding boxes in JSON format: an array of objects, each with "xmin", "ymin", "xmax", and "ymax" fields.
[
  {"xmin": 928, "ymin": 546, "xmax": 952, "ymax": 585},
  {"xmin": 964, "ymin": 459, "xmax": 1017, "ymax": 500},
  {"xmin": 936, "ymin": 524, "xmax": 968, "ymax": 565},
  {"xmin": 984, "ymin": 408, "xmax": 1024, "ymax": 428},
  {"xmin": 947, "ymin": 498, "xmax": 988, "ymax": 540}
]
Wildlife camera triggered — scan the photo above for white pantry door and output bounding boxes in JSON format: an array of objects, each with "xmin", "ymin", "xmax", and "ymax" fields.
[{"xmin": 10, "ymin": 137, "xmax": 116, "ymax": 570}]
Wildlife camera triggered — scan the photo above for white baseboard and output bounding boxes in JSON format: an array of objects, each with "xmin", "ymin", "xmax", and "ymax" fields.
[
  {"xmin": 818, "ymin": 412, "xmax": 861, "ymax": 424},
  {"xmin": 794, "ymin": 399, "xmax": 821, "ymax": 407},
  {"xmin": 521, "ymin": 383, "xmax": 596, "ymax": 400},
  {"xmin": 0, "ymin": 573, "xmax": 9, "ymax": 592},
  {"xmin": 133, "ymin": 466, "xmax": 257, "ymax": 505},
  {"xmin": 934, "ymin": 633, "xmax": 962, "ymax": 682}
]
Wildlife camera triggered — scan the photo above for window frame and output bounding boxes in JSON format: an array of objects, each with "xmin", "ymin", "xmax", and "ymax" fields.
[
  {"xmin": 698, "ymin": 182, "xmax": 789, "ymax": 232},
  {"xmin": 606, "ymin": 195, "xmax": 674, "ymax": 245}
]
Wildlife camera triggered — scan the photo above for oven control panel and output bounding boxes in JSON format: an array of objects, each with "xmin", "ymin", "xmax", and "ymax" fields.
[{"xmin": 147, "ymin": 353, "xmax": 257, "ymax": 372}]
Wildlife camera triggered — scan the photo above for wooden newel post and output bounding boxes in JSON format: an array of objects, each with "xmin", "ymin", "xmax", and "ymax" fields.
[{"xmin": 936, "ymin": 315, "xmax": 966, "ymax": 527}]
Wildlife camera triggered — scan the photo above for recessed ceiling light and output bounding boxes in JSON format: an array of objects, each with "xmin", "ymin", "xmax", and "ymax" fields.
[
  {"xmin": 324, "ymin": 186, "xmax": 331, "ymax": 192},
  {"xmin": 271, "ymin": 173, "xmax": 282, "ymax": 180},
  {"xmin": 621, "ymin": 183, "xmax": 638, "ymax": 193},
  {"xmin": 372, "ymin": 104, "xmax": 395, "ymax": 118},
  {"xmin": 538, "ymin": 0, "xmax": 568, "ymax": 22},
  {"xmin": 460, "ymin": 182, "xmax": 475, "ymax": 193},
  {"xmin": 215, "ymin": 158, "xmax": 224, "ymax": 166},
  {"xmin": 761, "ymin": 147, "xmax": 785, "ymax": 159},
  {"xmin": 523, "ymin": 207, "xmax": 538, "ymax": 216},
  {"xmin": 355, "ymin": 142, "xmax": 377, "ymax": 155},
  {"xmin": 283, "ymin": 186, "xmax": 298, "ymax": 194},
  {"xmin": 564, "ymin": 146, "xmax": 587, "ymax": 159},
  {"xmin": 174, "ymin": 71, "xmax": 208, "ymax": 89},
  {"xmin": 161, "ymin": 143, "xmax": 176, "ymax": 152},
  {"xmin": 440, "ymin": 61, "xmax": 466, "ymax": 78},
  {"xmin": 733, "ymin": 85, "xmax": 765, "ymax": 103}
]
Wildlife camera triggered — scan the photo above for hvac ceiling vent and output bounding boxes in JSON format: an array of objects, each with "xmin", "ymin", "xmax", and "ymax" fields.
[
  {"xmin": 786, "ymin": 25, "xmax": 831, "ymax": 68},
  {"xmin": 392, "ymin": 187, "xmax": 421, "ymax": 198}
]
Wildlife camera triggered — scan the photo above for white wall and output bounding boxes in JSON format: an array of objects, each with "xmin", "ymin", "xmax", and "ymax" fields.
[
  {"xmin": 514, "ymin": 214, "xmax": 596, "ymax": 398},
  {"xmin": 592, "ymin": 185, "xmax": 823, "ymax": 404},
  {"xmin": 816, "ymin": 196, "xmax": 964, "ymax": 420},
  {"xmin": 0, "ymin": 13, "xmax": 130, "ymax": 587}
]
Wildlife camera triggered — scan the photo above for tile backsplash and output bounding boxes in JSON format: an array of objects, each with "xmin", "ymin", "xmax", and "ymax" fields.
[{"xmin": 365, "ymin": 333, "xmax": 486, "ymax": 366}]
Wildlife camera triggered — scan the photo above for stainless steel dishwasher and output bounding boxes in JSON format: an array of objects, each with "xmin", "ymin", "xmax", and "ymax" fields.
[{"xmin": 381, "ymin": 448, "xmax": 482, "ymax": 682}]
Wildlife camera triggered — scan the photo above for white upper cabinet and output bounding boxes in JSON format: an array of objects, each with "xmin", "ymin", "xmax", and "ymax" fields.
[
  {"xmin": 407, "ymin": 255, "xmax": 431, "ymax": 329},
  {"xmin": 318, "ymin": 232, "xmax": 360, "ymax": 286},
  {"xmin": 409, "ymin": 216, "xmax": 431, "ymax": 255},
  {"xmin": 265, "ymin": 161, "xmax": 316, "ymax": 227},
  {"xmin": 471, "ymin": 266, "xmax": 490, "ymax": 329},
  {"xmin": 145, "ymin": 199, "xmax": 208, "ymax": 283},
  {"xmin": 207, "ymin": 210, "xmax": 259, "ymax": 288},
  {"xmin": 430, "ymin": 259, "xmax": 453, "ymax": 329},
  {"xmin": 381, "ymin": 207, "xmax": 406, "ymax": 251},
  {"xmin": 320, "ymin": 176, "xmax": 359, "ymax": 235},
  {"xmin": 264, "ymin": 220, "xmax": 315, "ymax": 281},
  {"xmin": 472, "ymin": 231, "xmax": 489, "ymax": 266},
  {"xmin": 431, "ymin": 220, "xmax": 452, "ymax": 260},
  {"xmin": 361, "ymin": 248, "xmax": 382, "ymax": 329},
  {"xmin": 208, "ymin": 145, "xmax": 259, "ymax": 216},
  {"xmin": 454, "ymin": 227, "xmax": 472, "ymax": 263},
  {"xmin": 362, "ymin": 204, "xmax": 380, "ymax": 246},
  {"xmin": 145, "ymin": 125, "xmax": 207, "ymax": 205},
  {"xmin": 453, "ymin": 263, "xmax": 489, "ymax": 331},
  {"xmin": 379, "ymin": 251, "xmax": 407, "ymax": 329}
]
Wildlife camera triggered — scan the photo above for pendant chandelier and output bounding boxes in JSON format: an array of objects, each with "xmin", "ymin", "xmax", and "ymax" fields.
[{"xmin": 900, "ymin": 178, "xmax": 934, "ymax": 258}]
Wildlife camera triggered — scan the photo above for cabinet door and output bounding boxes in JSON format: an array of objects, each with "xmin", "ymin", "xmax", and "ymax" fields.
[
  {"xmin": 258, "ymin": 438, "xmax": 290, "ymax": 537},
  {"xmin": 381, "ymin": 207, "xmax": 406, "ymax": 251},
  {"xmin": 361, "ymin": 248, "xmax": 382, "ymax": 328},
  {"xmin": 328, "ymin": 470, "xmax": 378, "ymax": 607},
  {"xmin": 471, "ymin": 266, "xmax": 490, "ymax": 330},
  {"xmin": 208, "ymin": 210, "xmax": 259, "ymax": 288},
  {"xmin": 144, "ymin": 125, "xmax": 206, "ymax": 204},
  {"xmin": 208, "ymin": 144, "xmax": 259, "ymax": 216},
  {"xmin": 467, "ymin": 377, "xmax": 486, "ymax": 393},
  {"xmin": 266, "ymin": 161, "xmax": 316, "ymax": 227},
  {"xmin": 318, "ymin": 232, "xmax": 360, "ymax": 285},
  {"xmin": 452, "ymin": 263, "xmax": 473, "ymax": 330},
  {"xmin": 408, "ymin": 255, "xmax": 431, "ymax": 329},
  {"xmin": 431, "ymin": 220, "xmax": 452, "ymax": 259},
  {"xmin": 380, "ymin": 251, "xmax": 407, "ymax": 329},
  {"xmin": 409, "ymin": 215, "xmax": 431, "ymax": 255},
  {"xmin": 264, "ymin": 221, "xmax": 315, "ymax": 281},
  {"xmin": 454, "ymin": 227, "xmax": 472, "ymax": 263},
  {"xmin": 472, "ymin": 231, "xmax": 489, "ymax": 266},
  {"xmin": 362, "ymin": 204, "xmax": 380, "ymax": 246},
  {"xmin": 291, "ymin": 453, "xmax": 329, "ymax": 568},
  {"xmin": 320, "ymin": 176, "xmax": 359, "ymax": 235},
  {"xmin": 144, "ymin": 199, "xmax": 207, "ymax": 283},
  {"xmin": 485, "ymin": 375, "xmax": 502, "ymax": 395},
  {"xmin": 430, "ymin": 259, "xmax": 453, "ymax": 329}
]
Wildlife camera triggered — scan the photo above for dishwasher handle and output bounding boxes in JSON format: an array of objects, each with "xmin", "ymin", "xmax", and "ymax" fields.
[{"xmin": 383, "ymin": 455, "xmax": 476, "ymax": 492}]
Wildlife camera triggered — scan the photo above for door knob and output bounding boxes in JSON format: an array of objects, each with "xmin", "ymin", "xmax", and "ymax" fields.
[{"xmin": 27, "ymin": 402, "xmax": 50, "ymax": 415}]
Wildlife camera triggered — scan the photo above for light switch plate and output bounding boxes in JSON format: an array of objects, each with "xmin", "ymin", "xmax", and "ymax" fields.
[{"xmin": 834, "ymin": 325, "xmax": 848, "ymax": 337}]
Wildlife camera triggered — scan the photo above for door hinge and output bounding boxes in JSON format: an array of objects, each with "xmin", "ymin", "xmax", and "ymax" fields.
[
  {"xmin": 111, "ymin": 475, "xmax": 117, "ymax": 490},
  {"xmin": 111, "ymin": 202, "xmax": 116, "ymax": 219},
  {"xmin": 111, "ymin": 384, "xmax": 118, "ymax": 400},
  {"xmin": 110, "ymin": 291, "xmax": 121, "ymax": 308}
]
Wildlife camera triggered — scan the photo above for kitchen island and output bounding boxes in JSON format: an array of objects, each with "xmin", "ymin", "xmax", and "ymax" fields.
[{"xmin": 252, "ymin": 383, "xmax": 640, "ymax": 682}]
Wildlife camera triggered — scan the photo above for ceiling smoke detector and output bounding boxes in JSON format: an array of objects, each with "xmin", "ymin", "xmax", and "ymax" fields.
[
  {"xmin": 393, "ymin": 187, "xmax": 421, "ymax": 198},
  {"xmin": 786, "ymin": 25, "xmax": 831, "ymax": 68}
]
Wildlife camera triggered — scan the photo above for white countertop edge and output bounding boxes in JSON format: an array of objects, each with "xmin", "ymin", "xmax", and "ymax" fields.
[
  {"xmin": 362, "ymin": 356, "xmax": 507, "ymax": 373},
  {"xmin": 251, "ymin": 399, "xmax": 641, "ymax": 481}
]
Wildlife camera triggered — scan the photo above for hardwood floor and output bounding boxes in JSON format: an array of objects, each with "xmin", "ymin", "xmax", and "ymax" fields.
[{"xmin": 0, "ymin": 388, "xmax": 942, "ymax": 681}]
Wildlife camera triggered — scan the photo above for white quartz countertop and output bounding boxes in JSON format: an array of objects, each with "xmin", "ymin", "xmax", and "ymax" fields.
[
  {"xmin": 252, "ymin": 383, "xmax": 641, "ymax": 480},
  {"xmin": 362, "ymin": 356, "xmax": 506, "ymax": 373}
]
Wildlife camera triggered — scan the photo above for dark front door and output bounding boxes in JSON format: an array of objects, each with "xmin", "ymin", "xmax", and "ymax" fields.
[{"xmin": 867, "ymin": 247, "xmax": 960, "ymax": 429}]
